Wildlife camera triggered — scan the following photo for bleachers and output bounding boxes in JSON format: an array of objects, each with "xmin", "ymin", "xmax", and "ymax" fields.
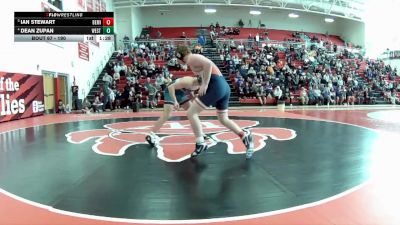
[
  {"xmin": 169, "ymin": 70, "xmax": 195, "ymax": 77},
  {"xmin": 304, "ymin": 32, "xmax": 344, "ymax": 46},
  {"xmin": 225, "ymin": 41, "xmax": 385, "ymax": 105},
  {"xmin": 146, "ymin": 27, "xmax": 345, "ymax": 46},
  {"xmin": 136, "ymin": 58, "xmax": 166, "ymax": 67},
  {"xmin": 149, "ymin": 27, "xmax": 198, "ymax": 39},
  {"xmin": 222, "ymin": 28, "xmax": 268, "ymax": 39},
  {"xmin": 108, "ymin": 26, "xmax": 365, "ymax": 108},
  {"xmin": 268, "ymin": 29, "xmax": 298, "ymax": 42},
  {"xmin": 113, "ymin": 53, "xmax": 197, "ymax": 108},
  {"xmin": 239, "ymin": 94, "xmax": 301, "ymax": 105}
]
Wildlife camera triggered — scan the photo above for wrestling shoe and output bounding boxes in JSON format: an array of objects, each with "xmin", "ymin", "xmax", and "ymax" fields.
[
  {"xmin": 145, "ymin": 133, "xmax": 160, "ymax": 147},
  {"xmin": 190, "ymin": 143, "xmax": 208, "ymax": 158},
  {"xmin": 203, "ymin": 134, "xmax": 212, "ymax": 141},
  {"xmin": 242, "ymin": 129, "xmax": 255, "ymax": 159}
]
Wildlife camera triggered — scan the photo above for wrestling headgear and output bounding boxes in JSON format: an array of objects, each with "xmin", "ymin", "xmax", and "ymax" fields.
[{"xmin": 176, "ymin": 45, "xmax": 191, "ymax": 62}]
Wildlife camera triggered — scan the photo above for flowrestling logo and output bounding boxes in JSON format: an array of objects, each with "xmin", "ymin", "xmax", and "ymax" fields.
[{"xmin": 66, "ymin": 120, "xmax": 297, "ymax": 162}]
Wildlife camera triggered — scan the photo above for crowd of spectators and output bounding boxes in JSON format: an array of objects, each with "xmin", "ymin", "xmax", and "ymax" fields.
[
  {"xmin": 209, "ymin": 23, "xmax": 269, "ymax": 48},
  {"xmin": 81, "ymin": 40, "xmax": 191, "ymax": 113},
  {"xmin": 221, "ymin": 38, "xmax": 400, "ymax": 105},
  {"xmin": 73, "ymin": 27, "xmax": 400, "ymax": 114},
  {"xmin": 365, "ymin": 59, "xmax": 399, "ymax": 104},
  {"xmin": 210, "ymin": 22, "xmax": 241, "ymax": 39}
]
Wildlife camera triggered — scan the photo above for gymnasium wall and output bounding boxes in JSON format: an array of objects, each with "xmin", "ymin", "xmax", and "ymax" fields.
[
  {"xmin": 131, "ymin": 7, "xmax": 143, "ymax": 39},
  {"xmin": 364, "ymin": 0, "xmax": 400, "ymax": 58},
  {"xmin": 335, "ymin": 19, "xmax": 365, "ymax": 47},
  {"xmin": 115, "ymin": 7, "xmax": 143, "ymax": 50},
  {"xmin": 0, "ymin": 0, "xmax": 114, "ymax": 101},
  {"xmin": 120, "ymin": 5, "xmax": 364, "ymax": 46},
  {"xmin": 139, "ymin": 6, "xmax": 341, "ymax": 34},
  {"xmin": 115, "ymin": 8, "xmax": 131, "ymax": 44}
]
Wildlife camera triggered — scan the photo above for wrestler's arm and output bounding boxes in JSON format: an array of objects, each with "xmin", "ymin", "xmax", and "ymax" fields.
[
  {"xmin": 187, "ymin": 55, "xmax": 212, "ymax": 95},
  {"xmin": 168, "ymin": 77, "xmax": 195, "ymax": 108},
  {"xmin": 168, "ymin": 84, "xmax": 178, "ymax": 104}
]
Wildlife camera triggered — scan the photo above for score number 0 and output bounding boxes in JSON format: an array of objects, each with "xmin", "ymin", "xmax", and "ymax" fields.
[
  {"xmin": 102, "ymin": 18, "xmax": 114, "ymax": 34},
  {"xmin": 102, "ymin": 18, "xmax": 114, "ymax": 26}
]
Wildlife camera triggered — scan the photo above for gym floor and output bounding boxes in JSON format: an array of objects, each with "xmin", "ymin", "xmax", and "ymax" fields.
[{"xmin": 1, "ymin": 106, "xmax": 400, "ymax": 225}]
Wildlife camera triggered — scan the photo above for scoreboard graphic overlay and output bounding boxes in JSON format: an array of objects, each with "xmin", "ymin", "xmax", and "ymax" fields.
[{"xmin": 14, "ymin": 12, "xmax": 114, "ymax": 42}]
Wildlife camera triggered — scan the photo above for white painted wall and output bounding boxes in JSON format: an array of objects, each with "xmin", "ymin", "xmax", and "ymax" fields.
[
  {"xmin": 0, "ymin": 0, "xmax": 114, "ymax": 101},
  {"xmin": 136, "ymin": 5, "xmax": 365, "ymax": 46},
  {"xmin": 364, "ymin": 0, "xmax": 400, "ymax": 58},
  {"xmin": 114, "ymin": 6, "xmax": 366, "ymax": 48},
  {"xmin": 336, "ymin": 19, "xmax": 365, "ymax": 47},
  {"xmin": 139, "ymin": 6, "xmax": 344, "ymax": 35},
  {"xmin": 106, "ymin": 0, "xmax": 114, "ymax": 12},
  {"xmin": 115, "ymin": 7, "xmax": 131, "ymax": 47},
  {"xmin": 115, "ymin": 7, "xmax": 142, "ymax": 50},
  {"xmin": 131, "ymin": 7, "xmax": 143, "ymax": 38}
]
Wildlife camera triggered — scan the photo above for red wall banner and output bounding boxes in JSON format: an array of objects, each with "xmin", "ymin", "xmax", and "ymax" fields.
[
  {"xmin": 78, "ymin": 42, "xmax": 90, "ymax": 61},
  {"xmin": 0, "ymin": 72, "xmax": 45, "ymax": 123},
  {"xmin": 41, "ymin": 2, "xmax": 58, "ymax": 12},
  {"xmin": 78, "ymin": 0, "xmax": 86, "ymax": 9}
]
